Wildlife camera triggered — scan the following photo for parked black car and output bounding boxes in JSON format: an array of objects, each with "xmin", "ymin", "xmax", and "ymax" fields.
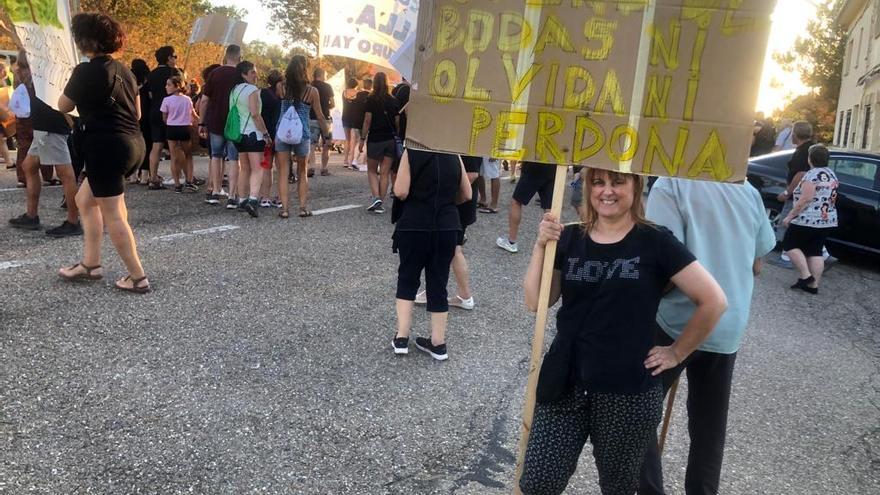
[{"xmin": 747, "ymin": 149, "xmax": 880, "ymax": 257}]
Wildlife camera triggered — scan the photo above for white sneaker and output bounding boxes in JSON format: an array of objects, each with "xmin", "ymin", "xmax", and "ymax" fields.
[
  {"xmin": 218, "ymin": 189, "xmax": 229, "ymax": 197},
  {"xmin": 414, "ymin": 290, "xmax": 427, "ymax": 305},
  {"xmin": 449, "ymin": 295, "xmax": 475, "ymax": 310},
  {"xmin": 496, "ymin": 236, "xmax": 518, "ymax": 253},
  {"xmin": 162, "ymin": 178, "xmax": 175, "ymax": 186},
  {"xmin": 780, "ymin": 252, "xmax": 791, "ymax": 262}
]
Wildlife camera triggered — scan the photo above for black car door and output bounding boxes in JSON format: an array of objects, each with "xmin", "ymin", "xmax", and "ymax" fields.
[{"xmin": 827, "ymin": 155, "xmax": 880, "ymax": 253}]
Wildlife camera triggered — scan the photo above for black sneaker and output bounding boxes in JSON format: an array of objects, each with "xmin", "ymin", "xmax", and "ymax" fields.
[
  {"xmin": 9, "ymin": 213, "xmax": 40, "ymax": 230},
  {"xmin": 243, "ymin": 199, "xmax": 259, "ymax": 218},
  {"xmin": 45, "ymin": 221, "xmax": 83, "ymax": 238},
  {"xmin": 366, "ymin": 197, "xmax": 381, "ymax": 211},
  {"xmin": 192, "ymin": 177, "xmax": 206, "ymax": 186},
  {"xmin": 226, "ymin": 198, "xmax": 238, "ymax": 210},
  {"xmin": 205, "ymin": 193, "xmax": 219, "ymax": 205},
  {"xmin": 392, "ymin": 337, "xmax": 409, "ymax": 355},
  {"xmin": 174, "ymin": 185, "xmax": 183, "ymax": 193},
  {"xmin": 184, "ymin": 182, "xmax": 199, "ymax": 192},
  {"xmin": 374, "ymin": 203, "xmax": 385, "ymax": 214},
  {"xmin": 415, "ymin": 337, "xmax": 448, "ymax": 361}
]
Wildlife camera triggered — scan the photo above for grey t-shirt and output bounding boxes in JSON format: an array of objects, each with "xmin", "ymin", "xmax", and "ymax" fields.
[{"xmin": 792, "ymin": 167, "xmax": 839, "ymax": 228}]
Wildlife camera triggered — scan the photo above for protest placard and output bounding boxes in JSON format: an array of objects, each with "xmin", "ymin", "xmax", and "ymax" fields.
[
  {"xmin": 407, "ymin": 0, "xmax": 776, "ymax": 182},
  {"xmin": 188, "ymin": 14, "xmax": 247, "ymax": 46},
  {"xmin": 0, "ymin": 0, "xmax": 79, "ymax": 111},
  {"xmin": 320, "ymin": 0, "xmax": 419, "ymax": 80}
]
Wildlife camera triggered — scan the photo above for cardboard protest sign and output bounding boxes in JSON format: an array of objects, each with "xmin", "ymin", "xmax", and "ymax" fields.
[
  {"xmin": 188, "ymin": 14, "xmax": 247, "ymax": 46},
  {"xmin": 320, "ymin": 0, "xmax": 419, "ymax": 80},
  {"xmin": 407, "ymin": 0, "xmax": 776, "ymax": 182},
  {"xmin": 0, "ymin": 0, "xmax": 79, "ymax": 111}
]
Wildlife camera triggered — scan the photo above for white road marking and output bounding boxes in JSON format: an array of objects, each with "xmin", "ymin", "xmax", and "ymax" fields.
[
  {"xmin": 191, "ymin": 224, "xmax": 240, "ymax": 235},
  {"xmin": 312, "ymin": 204, "xmax": 362, "ymax": 215},
  {"xmin": 0, "ymin": 260, "xmax": 36, "ymax": 270},
  {"xmin": 0, "ymin": 187, "xmax": 23, "ymax": 192},
  {"xmin": 153, "ymin": 232, "xmax": 192, "ymax": 242}
]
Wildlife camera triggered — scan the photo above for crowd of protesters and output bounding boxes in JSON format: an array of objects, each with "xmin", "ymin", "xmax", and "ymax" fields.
[{"xmin": 0, "ymin": 10, "xmax": 845, "ymax": 495}]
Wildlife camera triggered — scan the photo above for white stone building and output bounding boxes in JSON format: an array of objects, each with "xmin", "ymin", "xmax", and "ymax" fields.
[{"xmin": 834, "ymin": 0, "xmax": 880, "ymax": 150}]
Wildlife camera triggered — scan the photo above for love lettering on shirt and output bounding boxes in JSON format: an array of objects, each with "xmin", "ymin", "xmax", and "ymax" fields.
[{"xmin": 564, "ymin": 257, "xmax": 641, "ymax": 283}]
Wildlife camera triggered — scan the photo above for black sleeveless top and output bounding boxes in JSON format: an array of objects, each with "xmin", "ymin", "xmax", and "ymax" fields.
[{"xmin": 394, "ymin": 149, "xmax": 462, "ymax": 232}]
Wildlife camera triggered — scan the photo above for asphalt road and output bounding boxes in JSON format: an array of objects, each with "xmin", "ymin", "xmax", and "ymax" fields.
[{"xmin": 1, "ymin": 154, "xmax": 878, "ymax": 494}]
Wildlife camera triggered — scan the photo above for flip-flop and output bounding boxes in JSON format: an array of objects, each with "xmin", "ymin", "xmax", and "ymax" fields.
[
  {"xmin": 479, "ymin": 207, "xmax": 499, "ymax": 214},
  {"xmin": 59, "ymin": 262, "xmax": 103, "ymax": 281},
  {"xmin": 477, "ymin": 202, "xmax": 488, "ymax": 209},
  {"xmin": 115, "ymin": 275, "xmax": 151, "ymax": 294}
]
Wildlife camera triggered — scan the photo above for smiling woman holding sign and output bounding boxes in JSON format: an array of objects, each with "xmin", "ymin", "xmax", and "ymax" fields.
[{"xmin": 520, "ymin": 169, "xmax": 726, "ymax": 495}]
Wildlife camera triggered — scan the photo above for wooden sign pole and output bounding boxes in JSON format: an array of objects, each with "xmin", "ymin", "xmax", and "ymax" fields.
[
  {"xmin": 513, "ymin": 163, "xmax": 570, "ymax": 494},
  {"xmin": 658, "ymin": 377, "xmax": 681, "ymax": 454}
]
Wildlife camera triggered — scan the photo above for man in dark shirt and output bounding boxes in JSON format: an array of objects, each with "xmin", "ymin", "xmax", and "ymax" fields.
[
  {"xmin": 749, "ymin": 112, "xmax": 775, "ymax": 157},
  {"xmin": 8, "ymin": 54, "xmax": 81, "ymax": 237},
  {"xmin": 775, "ymin": 121, "xmax": 814, "ymax": 244},
  {"xmin": 496, "ymin": 161, "xmax": 556, "ymax": 253},
  {"xmin": 198, "ymin": 44, "xmax": 242, "ymax": 204},
  {"xmin": 391, "ymin": 78, "xmax": 411, "ymax": 141},
  {"xmin": 309, "ymin": 67, "xmax": 334, "ymax": 176},
  {"xmin": 145, "ymin": 45, "xmax": 182, "ymax": 188}
]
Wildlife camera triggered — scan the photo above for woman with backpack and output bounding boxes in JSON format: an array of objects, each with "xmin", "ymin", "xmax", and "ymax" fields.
[
  {"xmin": 228, "ymin": 60, "xmax": 273, "ymax": 217},
  {"xmin": 274, "ymin": 55, "xmax": 330, "ymax": 218},
  {"xmin": 359, "ymin": 72, "xmax": 400, "ymax": 214}
]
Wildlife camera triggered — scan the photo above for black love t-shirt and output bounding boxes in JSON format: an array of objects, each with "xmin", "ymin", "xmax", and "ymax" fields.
[{"xmin": 553, "ymin": 223, "xmax": 695, "ymax": 394}]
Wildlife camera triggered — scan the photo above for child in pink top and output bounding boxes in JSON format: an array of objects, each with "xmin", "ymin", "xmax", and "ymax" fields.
[{"xmin": 160, "ymin": 76, "xmax": 198, "ymax": 191}]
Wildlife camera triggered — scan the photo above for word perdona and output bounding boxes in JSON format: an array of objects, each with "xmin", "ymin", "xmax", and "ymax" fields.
[{"xmin": 418, "ymin": 0, "xmax": 768, "ymax": 181}]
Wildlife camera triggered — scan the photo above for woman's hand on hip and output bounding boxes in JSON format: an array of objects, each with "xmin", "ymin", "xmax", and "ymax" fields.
[{"xmin": 644, "ymin": 345, "xmax": 681, "ymax": 376}]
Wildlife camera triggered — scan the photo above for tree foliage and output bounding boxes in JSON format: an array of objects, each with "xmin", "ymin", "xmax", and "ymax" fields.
[
  {"xmin": 773, "ymin": 0, "xmax": 845, "ymax": 142},
  {"xmin": 262, "ymin": 0, "xmax": 320, "ymax": 54}
]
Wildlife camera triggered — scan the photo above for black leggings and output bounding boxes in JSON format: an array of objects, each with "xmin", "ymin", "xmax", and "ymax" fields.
[
  {"xmin": 639, "ymin": 330, "xmax": 738, "ymax": 495},
  {"xmin": 395, "ymin": 230, "xmax": 458, "ymax": 312},
  {"xmin": 520, "ymin": 386, "xmax": 664, "ymax": 495}
]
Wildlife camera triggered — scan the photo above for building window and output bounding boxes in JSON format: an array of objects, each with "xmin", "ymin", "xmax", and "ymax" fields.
[
  {"xmin": 863, "ymin": 105, "xmax": 872, "ymax": 149},
  {"xmin": 857, "ymin": 28, "xmax": 863, "ymax": 69},
  {"xmin": 844, "ymin": 109, "xmax": 852, "ymax": 147},
  {"xmin": 846, "ymin": 39, "xmax": 853, "ymax": 75},
  {"xmin": 837, "ymin": 111, "xmax": 845, "ymax": 145}
]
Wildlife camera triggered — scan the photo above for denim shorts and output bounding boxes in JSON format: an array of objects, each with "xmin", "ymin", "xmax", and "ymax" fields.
[
  {"xmin": 275, "ymin": 137, "xmax": 310, "ymax": 157},
  {"xmin": 309, "ymin": 119, "xmax": 332, "ymax": 144},
  {"xmin": 209, "ymin": 132, "xmax": 239, "ymax": 160}
]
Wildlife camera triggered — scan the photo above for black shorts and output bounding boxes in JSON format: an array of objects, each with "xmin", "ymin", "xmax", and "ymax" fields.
[
  {"xmin": 234, "ymin": 132, "xmax": 266, "ymax": 153},
  {"xmin": 150, "ymin": 120, "xmax": 166, "ymax": 143},
  {"xmin": 83, "ymin": 133, "xmax": 145, "ymax": 197},
  {"xmin": 367, "ymin": 139, "xmax": 396, "ymax": 161},
  {"xmin": 513, "ymin": 163, "xmax": 555, "ymax": 208},
  {"xmin": 782, "ymin": 224, "xmax": 829, "ymax": 257},
  {"xmin": 166, "ymin": 125, "xmax": 190, "ymax": 142}
]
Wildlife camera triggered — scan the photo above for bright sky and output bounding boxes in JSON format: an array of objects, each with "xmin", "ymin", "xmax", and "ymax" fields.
[{"xmin": 218, "ymin": 0, "xmax": 818, "ymax": 114}]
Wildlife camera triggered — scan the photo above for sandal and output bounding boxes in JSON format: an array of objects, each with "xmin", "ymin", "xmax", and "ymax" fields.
[
  {"xmin": 279, "ymin": 210, "xmax": 290, "ymax": 219},
  {"xmin": 59, "ymin": 262, "xmax": 103, "ymax": 281},
  {"xmin": 299, "ymin": 208, "xmax": 313, "ymax": 217},
  {"xmin": 320, "ymin": 169, "xmax": 332, "ymax": 176},
  {"xmin": 479, "ymin": 207, "xmax": 499, "ymax": 214},
  {"xmin": 115, "ymin": 275, "xmax": 151, "ymax": 294}
]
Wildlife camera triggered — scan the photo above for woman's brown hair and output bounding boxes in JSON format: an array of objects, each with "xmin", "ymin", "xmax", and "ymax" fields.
[
  {"xmin": 580, "ymin": 168, "xmax": 649, "ymax": 232},
  {"xmin": 168, "ymin": 75, "xmax": 185, "ymax": 94},
  {"xmin": 71, "ymin": 13, "xmax": 126, "ymax": 54}
]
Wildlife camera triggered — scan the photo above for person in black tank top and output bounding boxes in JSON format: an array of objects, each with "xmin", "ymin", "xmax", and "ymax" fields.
[{"xmin": 390, "ymin": 149, "xmax": 472, "ymax": 360}]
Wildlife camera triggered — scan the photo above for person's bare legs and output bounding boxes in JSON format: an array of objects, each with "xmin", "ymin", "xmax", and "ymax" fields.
[
  {"xmin": 367, "ymin": 158, "xmax": 380, "ymax": 198},
  {"xmin": 295, "ymin": 155, "xmax": 309, "ymax": 211},
  {"xmin": 55, "ymin": 165, "xmax": 80, "ymax": 223},
  {"xmin": 806, "ymin": 256, "xmax": 825, "ymax": 288},
  {"xmin": 96, "ymin": 193, "xmax": 147, "ymax": 286},
  {"xmin": 787, "ymin": 248, "xmax": 811, "ymax": 280},
  {"xmin": 476, "ymin": 176, "xmax": 486, "ymax": 205},
  {"xmin": 168, "ymin": 141, "xmax": 182, "ymax": 187},
  {"xmin": 59, "ymin": 179, "xmax": 102, "ymax": 278},
  {"xmin": 378, "ymin": 156, "xmax": 393, "ymax": 200},
  {"xmin": 320, "ymin": 137, "xmax": 330, "ymax": 173},
  {"xmin": 344, "ymin": 128, "xmax": 354, "ymax": 165},
  {"xmin": 148, "ymin": 141, "xmax": 163, "ymax": 183},
  {"xmin": 209, "ymin": 156, "xmax": 223, "ymax": 194},
  {"xmin": 451, "ymin": 246, "xmax": 472, "ymax": 300},
  {"xmin": 0, "ymin": 138, "xmax": 9, "ymax": 164},
  {"xmin": 23, "ymin": 154, "xmax": 42, "ymax": 218},
  {"xmin": 507, "ymin": 199, "xmax": 524, "ymax": 243},
  {"xmin": 243, "ymin": 151, "xmax": 264, "ymax": 200},
  {"xmin": 182, "ymin": 141, "xmax": 194, "ymax": 184},
  {"xmin": 430, "ymin": 311, "xmax": 448, "ymax": 345},
  {"xmin": 276, "ymin": 151, "xmax": 291, "ymax": 212},
  {"xmin": 490, "ymin": 177, "xmax": 500, "ymax": 210},
  {"xmin": 395, "ymin": 298, "xmax": 414, "ymax": 338},
  {"xmin": 228, "ymin": 159, "xmax": 241, "ymax": 199},
  {"xmin": 260, "ymin": 156, "xmax": 273, "ymax": 200}
]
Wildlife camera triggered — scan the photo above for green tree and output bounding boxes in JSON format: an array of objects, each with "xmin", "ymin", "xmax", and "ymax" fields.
[
  {"xmin": 773, "ymin": 0, "xmax": 846, "ymax": 141},
  {"xmin": 262, "ymin": 0, "xmax": 319, "ymax": 53}
]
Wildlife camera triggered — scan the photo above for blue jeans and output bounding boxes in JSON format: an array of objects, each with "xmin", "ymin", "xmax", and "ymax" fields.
[
  {"xmin": 209, "ymin": 132, "xmax": 239, "ymax": 160},
  {"xmin": 275, "ymin": 137, "xmax": 310, "ymax": 158}
]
